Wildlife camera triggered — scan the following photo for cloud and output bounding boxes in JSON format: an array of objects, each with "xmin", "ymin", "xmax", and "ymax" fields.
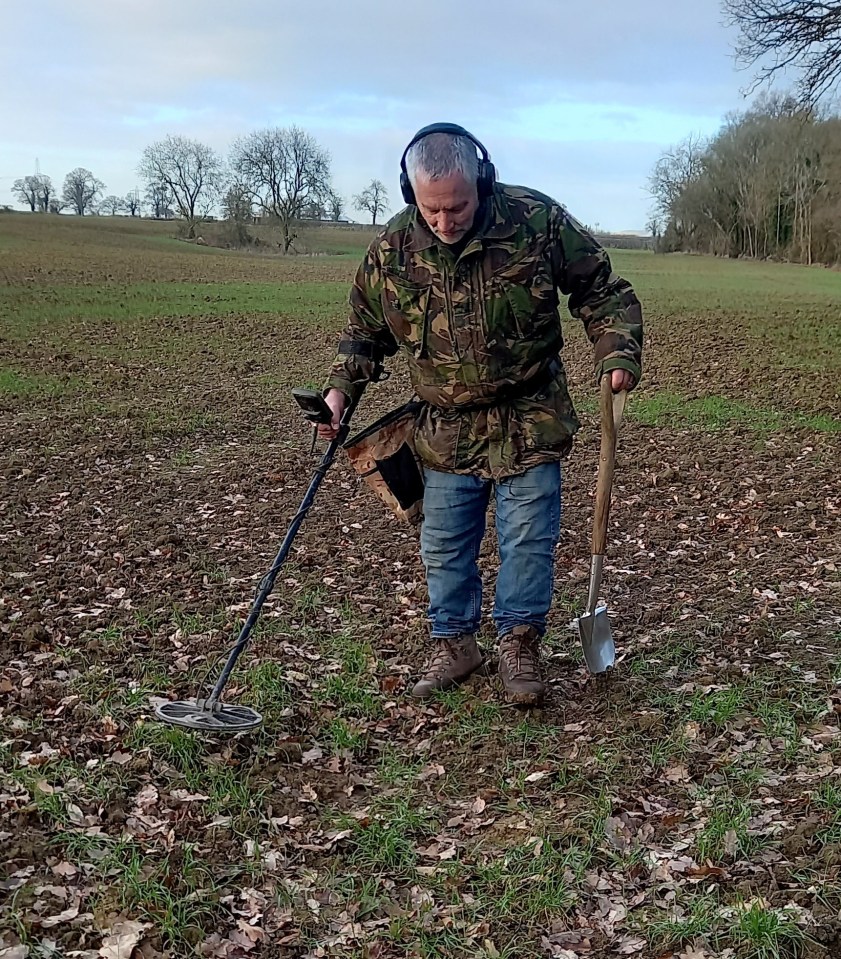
[
  {"xmin": 121, "ymin": 105, "xmax": 214, "ymax": 128},
  {"xmin": 1, "ymin": 0, "xmax": 749, "ymax": 228}
]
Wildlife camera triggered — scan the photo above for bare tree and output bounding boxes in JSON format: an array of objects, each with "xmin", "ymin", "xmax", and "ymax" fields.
[
  {"xmin": 138, "ymin": 136, "xmax": 223, "ymax": 238},
  {"xmin": 101, "ymin": 195, "xmax": 125, "ymax": 216},
  {"xmin": 327, "ymin": 189, "xmax": 345, "ymax": 222},
  {"xmin": 124, "ymin": 191, "xmax": 142, "ymax": 217},
  {"xmin": 221, "ymin": 181, "xmax": 254, "ymax": 246},
  {"xmin": 12, "ymin": 176, "xmax": 41, "ymax": 211},
  {"xmin": 724, "ymin": 1, "xmax": 841, "ymax": 102},
  {"xmin": 230, "ymin": 126, "xmax": 331, "ymax": 252},
  {"xmin": 62, "ymin": 168, "xmax": 105, "ymax": 215},
  {"xmin": 145, "ymin": 180, "xmax": 173, "ymax": 219},
  {"xmin": 39, "ymin": 177, "xmax": 53, "ymax": 212},
  {"xmin": 33, "ymin": 176, "xmax": 54, "ymax": 212},
  {"xmin": 648, "ymin": 135, "xmax": 706, "ymax": 245},
  {"xmin": 354, "ymin": 179, "xmax": 389, "ymax": 225}
]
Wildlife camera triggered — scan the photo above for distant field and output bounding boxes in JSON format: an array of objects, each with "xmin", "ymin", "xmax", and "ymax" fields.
[{"xmin": 1, "ymin": 213, "xmax": 840, "ymax": 959}]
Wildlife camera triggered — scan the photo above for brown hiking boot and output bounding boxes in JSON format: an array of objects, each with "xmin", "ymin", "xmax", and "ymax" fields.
[
  {"xmin": 411, "ymin": 634, "xmax": 484, "ymax": 699},
  {"xmin": 498, "ymin": 626, "xmax": 545, "ymax": 705}
]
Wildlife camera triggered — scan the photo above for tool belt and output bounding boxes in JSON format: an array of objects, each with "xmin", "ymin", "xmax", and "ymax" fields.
[{"xmin": 343, "ymin": 357, "xmax": 561, "ymax": 525}]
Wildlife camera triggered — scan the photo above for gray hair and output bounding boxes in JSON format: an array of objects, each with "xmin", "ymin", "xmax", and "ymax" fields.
[{"xmin": 405, "ymin": 132, "xmax": 480, "ymax": 186}]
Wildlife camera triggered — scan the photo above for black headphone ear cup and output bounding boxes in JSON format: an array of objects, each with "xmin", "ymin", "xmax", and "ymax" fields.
[
  {"xmin": 478, "ymin": 161, "xmax": 496, "ymax": 199},
  {"xmin": 400, "ymin": 171, "xmax": 415, "ymax": 206}
]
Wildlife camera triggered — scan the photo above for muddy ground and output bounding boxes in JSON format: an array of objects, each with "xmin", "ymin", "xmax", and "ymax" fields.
[{"xmin": 1, "ymin": 216, "xmax": 840, "ymax": 959}]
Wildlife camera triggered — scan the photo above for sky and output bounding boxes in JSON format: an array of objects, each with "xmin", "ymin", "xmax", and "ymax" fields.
[{"xmin": 0, "ymin": 0, "xmax": 766, "ymax": 231}]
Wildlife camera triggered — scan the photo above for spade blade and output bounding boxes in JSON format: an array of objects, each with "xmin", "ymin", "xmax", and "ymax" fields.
[{"xmin": 575, "ymin": 604, "xmax": 615, "ymax": 675}]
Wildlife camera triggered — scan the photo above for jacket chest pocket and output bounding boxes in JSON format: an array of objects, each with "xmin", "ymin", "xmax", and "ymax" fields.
[
  {"xmin": 381, "ymin": 272, "xmax": 432, "ymax": 357},
  {"xmin": 485, "ymin": 254, "xmax": 559, "ymax": 340}
]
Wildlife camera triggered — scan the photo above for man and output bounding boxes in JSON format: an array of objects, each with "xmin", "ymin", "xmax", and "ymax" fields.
[{"xmin": 320, "ymin": 123, "xmax": 642, "ymax": 706}]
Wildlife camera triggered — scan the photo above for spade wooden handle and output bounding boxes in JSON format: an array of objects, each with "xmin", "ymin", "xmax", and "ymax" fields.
[{"xmin": 592, "ymin": 376, "xmax": 626, "ymax": 555}]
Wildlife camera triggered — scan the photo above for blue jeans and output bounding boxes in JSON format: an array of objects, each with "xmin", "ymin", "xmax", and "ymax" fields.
[{"xmin": 420, "ymin": 462, "xmax": 562, "ymax": 639}]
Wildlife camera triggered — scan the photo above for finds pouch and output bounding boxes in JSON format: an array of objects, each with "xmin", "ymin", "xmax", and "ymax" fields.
[{"xmin": 343, "ymin": 401, "xmax": 425, "ymax": 525}]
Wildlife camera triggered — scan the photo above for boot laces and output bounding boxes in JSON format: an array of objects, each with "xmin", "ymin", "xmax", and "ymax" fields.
[
  {"xmin": 426, "ymin": 637, "xmax": 461, "ymax": 679},
  {"xmin": 501, "ymin": 633, "xmax": 539, "ymax": 679}
]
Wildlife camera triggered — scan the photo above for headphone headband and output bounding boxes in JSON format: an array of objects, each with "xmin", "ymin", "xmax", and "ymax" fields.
[
  {"xmin": 399, "ymin": 122, "xmax": 496, "ymax": 206},
  {"xmin": 400, "ymin": 123, "xmax": 491, "ymax": 173}
]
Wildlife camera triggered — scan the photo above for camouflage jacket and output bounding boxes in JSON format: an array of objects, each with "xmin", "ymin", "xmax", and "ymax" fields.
[{"xmin": 325, "ymin": 183, "xmax": 643, "ymax": 479}]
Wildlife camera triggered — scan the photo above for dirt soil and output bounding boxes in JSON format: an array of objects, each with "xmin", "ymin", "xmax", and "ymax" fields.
[{"xmin": 1, "ymin": 222, "xmax": 840, "ymax": 958}]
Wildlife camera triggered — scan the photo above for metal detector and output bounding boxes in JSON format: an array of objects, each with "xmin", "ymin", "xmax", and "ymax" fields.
[{"xmin": 154, "ymin": 389, "xmax": 356, "ymax": 733}]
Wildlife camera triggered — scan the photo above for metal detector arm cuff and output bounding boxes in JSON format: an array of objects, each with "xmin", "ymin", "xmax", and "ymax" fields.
[
  {"xmin": 325, "ymin": 335, "xmax": 394, "ymax": 401},
  {"xmin": 337, "ymin": 338, "xmax": 391, "ymax": 383}
]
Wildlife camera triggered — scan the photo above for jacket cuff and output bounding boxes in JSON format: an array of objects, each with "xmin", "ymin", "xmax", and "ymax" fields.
[
  {"xmin": 596, "ymin": 357, "xmax": 641, "ymax": 382},
  {"xmin": 324, "ymin": 376, "xmax": 366, "ymax": 403}
]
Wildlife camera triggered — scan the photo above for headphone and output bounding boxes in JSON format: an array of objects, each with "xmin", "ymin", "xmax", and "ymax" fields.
[{"xmin": 399, "ymin": 122, "xmax": 496, "ymax": 206}]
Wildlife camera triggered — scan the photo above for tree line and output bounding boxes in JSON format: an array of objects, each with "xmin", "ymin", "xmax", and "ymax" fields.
[
  {"xmin": 649, "ymin": 94, "xmax": 841, "ymax": 265},
  {"xmin": 646, "ymin": 0, "xmax": 841, "ymax": 265},
  {"xmin": 10, "ymin": 127, "xmax": 391, "ymax": 251}
]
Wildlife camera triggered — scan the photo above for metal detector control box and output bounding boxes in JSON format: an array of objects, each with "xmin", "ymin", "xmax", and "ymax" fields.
[{"xmin": 292, "ymin": 388, "xmax": 334, "ymax": 424}]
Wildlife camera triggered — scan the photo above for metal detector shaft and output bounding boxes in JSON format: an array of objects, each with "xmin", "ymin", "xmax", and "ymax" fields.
[{"xmin": 204, "ymin": 396, "xmax": 358, "ymax": 707}]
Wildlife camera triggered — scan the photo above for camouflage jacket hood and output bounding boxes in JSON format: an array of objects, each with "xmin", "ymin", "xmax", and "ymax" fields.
[{"xmin": 326, "ymin": 183, "xmax": 643, "ymax": 478}]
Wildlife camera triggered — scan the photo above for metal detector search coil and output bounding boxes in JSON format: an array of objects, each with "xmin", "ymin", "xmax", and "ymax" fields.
[{"xmin": 154, "ymin": 699, "xmax": 262, "ymax": 732}]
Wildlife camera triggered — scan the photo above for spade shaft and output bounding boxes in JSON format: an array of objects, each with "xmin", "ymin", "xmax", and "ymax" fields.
[
  {"xmin": 591, "ymin": 374, "xmax": 620, "ymax": 591},
  {"xmin": 576, "ymin": 376, "xmax": 625, "ymax": 674}
]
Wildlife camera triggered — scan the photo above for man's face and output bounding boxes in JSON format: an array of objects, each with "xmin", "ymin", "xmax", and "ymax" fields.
[{"xmin": 413, "ymin": 174, "xmax": 479, "ymax": 245}]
